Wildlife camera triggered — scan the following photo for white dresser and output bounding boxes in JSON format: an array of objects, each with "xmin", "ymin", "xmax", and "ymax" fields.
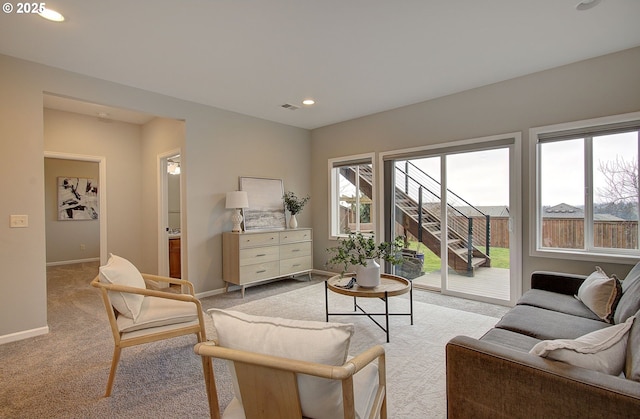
[{"xmin": 222, "ymin": 228, "xmax": 313, "ymax": 297}]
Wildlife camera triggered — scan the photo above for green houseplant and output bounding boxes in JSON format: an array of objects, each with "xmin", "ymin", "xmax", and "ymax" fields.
[
  {"xmin": 283, "ymin": 191, "xmax": 310, "ymax": 229},
  {"xmin": 326, "ymin": 232, "xmax": 405, "ymax": 287}
]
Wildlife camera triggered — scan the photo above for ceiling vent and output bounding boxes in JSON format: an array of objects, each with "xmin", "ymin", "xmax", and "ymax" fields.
[{"xmin": 281, "ymin": 103, "xmax": 299, "ymax": 111}]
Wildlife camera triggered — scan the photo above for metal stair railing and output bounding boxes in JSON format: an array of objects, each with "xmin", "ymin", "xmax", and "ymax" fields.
[{"xmin": 394, "ymin": 161, "xmax": 491, "ymax": 270}]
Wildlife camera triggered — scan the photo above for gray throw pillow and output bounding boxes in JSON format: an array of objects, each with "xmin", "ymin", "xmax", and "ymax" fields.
[
  {"xmin": 614, "ymin": 262, "xmax": 640, "ymax": 324},
  {"xmin": 625, "ymin": 310, "xmax": 640, "ymax": 381}
]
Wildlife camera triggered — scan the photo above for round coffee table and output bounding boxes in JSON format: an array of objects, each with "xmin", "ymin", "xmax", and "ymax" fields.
[{"xmin": 325, "ymin": 273, "xmax": 413, "ymax": 342}]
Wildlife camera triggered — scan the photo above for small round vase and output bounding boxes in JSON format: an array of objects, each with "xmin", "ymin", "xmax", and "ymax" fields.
[
  {"xmin": 289, "ymin": 214, "xmax": 298, "ymax": 229},
  {"xmin": 356, "ymin": 259, "xmax": 380, "ymax": 288}
]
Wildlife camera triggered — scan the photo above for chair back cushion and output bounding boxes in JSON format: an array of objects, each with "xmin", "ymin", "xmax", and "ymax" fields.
[
  {"xmin": 99, "ymin": 254, "xmax": 145, "ymax": 320},
  {"xmin": 209, "ymin": 309, "xmax": 354, "ymax": 419}
]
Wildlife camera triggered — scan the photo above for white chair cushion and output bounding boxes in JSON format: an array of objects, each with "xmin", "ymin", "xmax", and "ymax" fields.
[
  {"xmin": 99, "ymin": 254, "xmax": 145, "ymax": 320},
  {"xmin": 530, "ymin": 316, "xmax": 635, "ymax": 375},
  {"xmin": 117, "ymin": 296, "xmax": 198, "ymax": 333},
  {"xmin": 209, "ymin": 309, "xmax": 355, "ymax": 419}
]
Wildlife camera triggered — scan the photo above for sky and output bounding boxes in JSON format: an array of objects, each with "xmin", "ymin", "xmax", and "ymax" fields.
[{"xmin": 408, "ymin": 131, "xmax": 637, "ymax": 208}]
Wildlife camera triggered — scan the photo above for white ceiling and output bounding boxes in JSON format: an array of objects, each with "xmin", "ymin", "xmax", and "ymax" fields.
[{"xmin": 2, "ymin": 1, "xmax": 640, "ymax": 129}]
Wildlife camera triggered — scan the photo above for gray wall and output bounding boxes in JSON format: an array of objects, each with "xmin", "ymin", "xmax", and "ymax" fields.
[
  {"xmin": 310, "ymin": 47, "xmax": 640, "ymax": 290},
  {"xmin": 0, "ymin": 53, "xmax": 311, "ymax": 342}
]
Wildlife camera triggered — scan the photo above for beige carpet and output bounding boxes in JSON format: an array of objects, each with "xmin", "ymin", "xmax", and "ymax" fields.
[{"xmin": 0, "ymin": 264, "xmax": 499, "ymax": 418}]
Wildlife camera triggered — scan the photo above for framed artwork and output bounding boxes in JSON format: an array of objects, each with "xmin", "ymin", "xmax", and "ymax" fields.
[
  {"xmin": 239, "ymin": 177, "xmax": 286, "ymax": 230},
  {"xmin": 57, "ymin": 177, "xmax": 99, "ymax": 220}
]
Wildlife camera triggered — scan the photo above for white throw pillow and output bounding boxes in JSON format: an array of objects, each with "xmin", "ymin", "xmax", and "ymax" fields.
[
  {"xmin": 576, "ymin": 266, "xmax": 622, "ymax": 323},
  {"xmin": 99, "ymin": 254, "xmax": 146, "ymax": 320},
  {"xmin": 209, "ymin": 309, "xmax": 354, "ymax": 419},
  {"xmin": 530, "ymin": 316, "xmax": 635, "ymax": 375}
]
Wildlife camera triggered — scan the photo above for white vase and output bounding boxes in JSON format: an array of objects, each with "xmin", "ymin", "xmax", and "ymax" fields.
[
  {"xmin": 356, "ymin": 259, "xmax": 380, "ymax": 287},
  {"xmin": 289, "ymin": 214, "xmax": 298, "ymax": 229}
]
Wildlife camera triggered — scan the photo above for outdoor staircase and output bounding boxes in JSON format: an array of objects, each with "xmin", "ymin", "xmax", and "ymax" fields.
[{"xmin": 340, "ymin": 165, "xmax": 491, "ymax": 276}]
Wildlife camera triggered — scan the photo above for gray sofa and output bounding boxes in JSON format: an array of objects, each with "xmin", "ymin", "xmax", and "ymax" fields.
[{"xmin": 446, "ymin": 267, "xmax": 640, "ymax": 419}]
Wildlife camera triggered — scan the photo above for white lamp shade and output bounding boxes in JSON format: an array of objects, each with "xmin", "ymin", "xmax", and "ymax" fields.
[{"xmin": 226, "ymin": 191, "xmax": 249, "ymax": 209}]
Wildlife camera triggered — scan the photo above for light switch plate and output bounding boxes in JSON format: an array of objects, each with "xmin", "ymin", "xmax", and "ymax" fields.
[{"xmin": 10, "ymin": 215, "xmax": 28, "ymax": 228}]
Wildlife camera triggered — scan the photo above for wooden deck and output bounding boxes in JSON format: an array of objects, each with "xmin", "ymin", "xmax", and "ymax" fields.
[{"xmin": 412, "ymin": 267, "xmax": 510, "ymax": 301}]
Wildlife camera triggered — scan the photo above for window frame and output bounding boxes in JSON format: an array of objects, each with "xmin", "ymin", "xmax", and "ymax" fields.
[
  {"xmin": 328, "ymin": 152, "xmax": 375, "ymax": 240},
  {"xmin": 530, "ymin": 111, "xmax": 640, "ymax": 263}
]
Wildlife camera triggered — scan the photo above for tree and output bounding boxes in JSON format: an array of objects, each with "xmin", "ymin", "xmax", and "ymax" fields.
[{"xmin": 597, "ymin": 156, "xmax": 639, "ymax": 204}]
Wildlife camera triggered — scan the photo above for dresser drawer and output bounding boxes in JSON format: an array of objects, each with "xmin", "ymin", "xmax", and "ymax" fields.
[
  {"xmin": 239, "ymin": 246, "xmax": 279, "ymax": 266},
  {"xmin": 239, "ymin": 261, "xmax": 279, "ymax": 283},
  {"xmin": 280, "ymin": 242, "xmax": 312, "ymax": 259},
  {"xmin": 280, "ymin": 256, "xmax": 312, "ymax": 275},
  {"xmin": 239, "ymin": 232, "xmax": 279, "ymax": 248},
  {"xmin": 279, "ymin": 229, "xmax": 312, "ymax": 244}
]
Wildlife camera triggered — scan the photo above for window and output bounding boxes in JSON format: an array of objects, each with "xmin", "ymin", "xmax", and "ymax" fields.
[
  {"xmin": 532, "ymin": 113, "xmax": 640, "ymax": 259},
  {"xmin": 328, "ymin": 154, "xmax": 374, "ymax": 237}
]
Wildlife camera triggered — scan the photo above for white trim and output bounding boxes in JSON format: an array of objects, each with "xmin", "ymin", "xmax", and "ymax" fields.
[
  {"xmin": 0, "ymin": 326, "xmax": 49, "ymax": 345},
  {"xmin": 46, "ymin": 257, "xmax": 100, "ymax": 266},
  {"xmin": 379, "ymin": 132, "xmax": 522, "ymax": 305},
  {"xmin": 529, "ymin": 111, "xmax": 640, "ymax": 262},
  {"xmin": 328, "ymin": 152, "xmax": 375, "ymax": 240},
  {"xmin": 44, "ymin": 151, "xmax": 107, "ymax": 265}
]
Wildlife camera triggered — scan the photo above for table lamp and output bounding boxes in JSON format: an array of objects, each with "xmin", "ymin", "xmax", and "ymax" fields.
[{"xmin": 226, "ymin": 191, "xmax": 249, "ymax": 232}]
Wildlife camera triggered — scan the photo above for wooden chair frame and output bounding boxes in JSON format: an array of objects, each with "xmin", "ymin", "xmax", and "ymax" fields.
[
  {"xmin": 91, "ymin": 274, "xmax": 215, "ymax": 417},
  {"xmin": 194, "ymin": 340, "xmax": 387, "ymax": 419}
]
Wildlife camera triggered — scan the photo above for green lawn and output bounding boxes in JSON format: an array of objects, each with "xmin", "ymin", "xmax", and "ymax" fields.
[{"xmin": 406, "ymin": 241, "xmax": 510, "ymax": 272}]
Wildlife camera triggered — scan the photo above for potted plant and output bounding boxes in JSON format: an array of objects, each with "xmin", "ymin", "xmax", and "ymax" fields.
[
  {"xmin": 283, "ymin": 191, "xmax": 310, "ymax": 229},
  {"xmin": 326, "ymin": 232, "xmax": 405, "ymax": 287}
]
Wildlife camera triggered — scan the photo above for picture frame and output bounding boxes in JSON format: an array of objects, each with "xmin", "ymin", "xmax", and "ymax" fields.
[
  {"xmin": 239, "ymin": 177, "xmax": 286, "ymax": 231},
  {"xmin": 57, "ymin": 177, "xmax": 99, "ymax": 220}
]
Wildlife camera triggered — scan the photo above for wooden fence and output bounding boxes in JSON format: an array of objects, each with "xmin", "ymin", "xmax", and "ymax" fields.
[{"xmin": 482, "ymin": 217, "xmax": 638, "ymax": 249}]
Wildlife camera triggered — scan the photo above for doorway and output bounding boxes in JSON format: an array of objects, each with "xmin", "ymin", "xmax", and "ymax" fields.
[
  {"xmin": 158, "ymin": 151, "xmax": 182, "ymax": 278},
  {"xmin": 43, "ymin": 152, "xmax": 108, "ymax": 265},
  {"xmin": 384, "ymin": 134, "xmax": 521, "ymax": 306}
]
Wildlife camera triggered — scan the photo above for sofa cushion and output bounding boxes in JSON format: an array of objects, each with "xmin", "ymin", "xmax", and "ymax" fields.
[
  {"xmin": 614, "ymin": 262, "xmax": 640, "ymax": 324},
  {"xmin": 209, "ymin": 309, "xmax": 355, "ymax": 419},
  {"xmin": 480, "ymin": 328, "xmax": 541, "ymax": 352},
  {"xmin": 625, "ymin": 310, "xmax": 640, "ymax": 381},
  {"xmin": 530, "ymin": 316, "xmax": 634, "ymax": 375},
  {"xmin": 98, "ymin": 254, "xmax": 145, "ymax": 320},
  {"xmin": 517, "ymin": 289, "xmax": 601, "ymax": 321},
  {"xmin": 495, "ymin": 305, "xmax": 610, "ymax": 340},
  {"xmin": 576, "ymin": 266, "xmax": 621, "ymax": 323}
]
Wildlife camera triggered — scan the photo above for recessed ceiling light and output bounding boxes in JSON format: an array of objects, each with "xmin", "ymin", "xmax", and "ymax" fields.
[
  {"xmin": 38, "ymin": 7, "xmax": 65, "ymax": 22},
  {"xmin": 302, "ymin": 99, "xmax": 315, "ymax": 106},
  {"xmin": 576, "ymin": 0, "xmax": 601, "ymax": 11}
]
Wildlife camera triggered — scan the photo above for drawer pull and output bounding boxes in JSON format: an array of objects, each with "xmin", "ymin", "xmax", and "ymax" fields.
[
  {"xmin": 256, "ymin": 253, "xmax": 266, "ymax": 257},
  {"xmin": 256, "ymin": 269, "xmax": 267, "ymax": 274},
  {"xmin": 292, "ymin": 264, "xmax": 301, "ymax": 267},
  {"xmin": 292, "ymin": 249, "xmax": 300, "ymax": 252}
]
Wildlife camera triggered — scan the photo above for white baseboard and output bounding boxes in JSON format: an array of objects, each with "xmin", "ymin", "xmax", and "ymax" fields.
[
  {"xmin": 46, "ymin": 257, "xmax": 100, "ymax": 267},
  {"xmin": 0, "ymin": 326, "xmax": 49, "ymax": 345},
  {"xmin": 196, "ymin": 288, "xmax": 228, "ymax": 299}
]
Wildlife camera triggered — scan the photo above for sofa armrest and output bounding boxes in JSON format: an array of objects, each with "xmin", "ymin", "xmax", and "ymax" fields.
[
  {"xmin": 446, "ymin": 335, "xmax": 640, "ymax": 419},
  {"xmin": 530, "ymin": 271, "xmax": 587, "ymax": 295}
]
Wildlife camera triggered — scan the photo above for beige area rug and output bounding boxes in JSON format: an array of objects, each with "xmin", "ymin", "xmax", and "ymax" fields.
[
  {"xmin": 223, "ymin": 282, "xmax": 500, "ymax": 419},
  {"xmin": 0, "ymin": 264, "xmax": 498, "ymax": 419}
]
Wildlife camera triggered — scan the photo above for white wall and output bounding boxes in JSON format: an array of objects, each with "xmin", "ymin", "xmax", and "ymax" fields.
[
  {"xmin": 310, "ymin": 47, "xmax": 640, "ymax": 289},
  {"xmin": 0, "ymin": 53, "xmax": 311, "ymax": 342},
  {"xmin": 44, "ymin": 158, "xmax": 99, "ymax": 263}
]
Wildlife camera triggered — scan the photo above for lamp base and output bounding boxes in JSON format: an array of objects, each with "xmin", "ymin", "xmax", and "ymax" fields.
[{"xmin": 231, "ymin": 209, "xmax": 243, "ymax": 232}]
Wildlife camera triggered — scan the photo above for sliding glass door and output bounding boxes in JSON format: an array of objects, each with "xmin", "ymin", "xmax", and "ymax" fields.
[{"xmin": 385, "ymin": 137, "xmax": 519, "ymax": 305}]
